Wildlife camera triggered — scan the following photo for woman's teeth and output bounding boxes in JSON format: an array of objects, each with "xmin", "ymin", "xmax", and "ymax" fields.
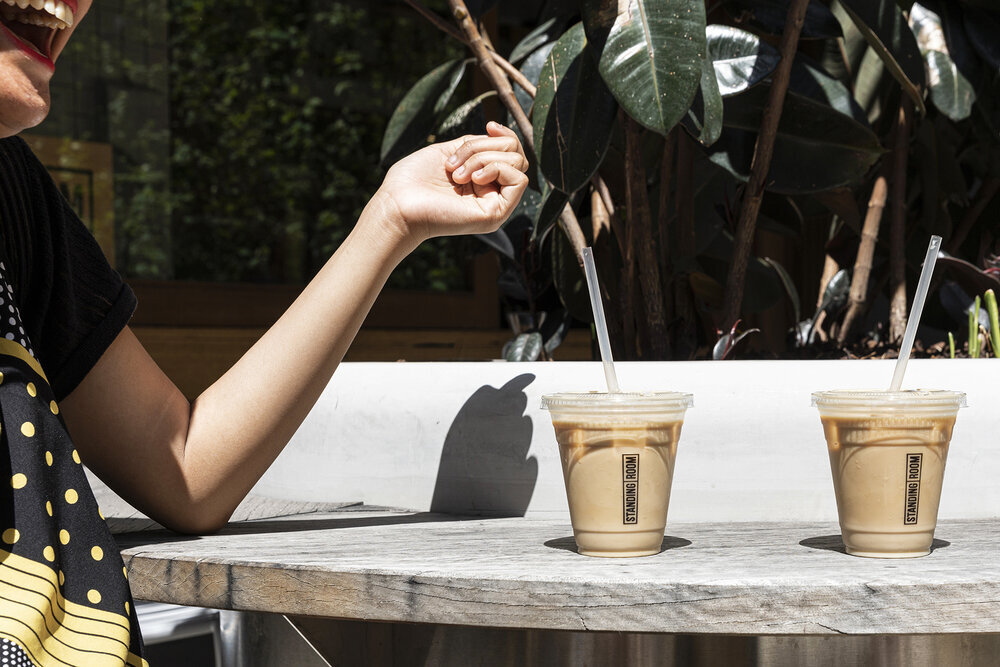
[{"xmin": 0, "ymin": 0, "xmax": 75, "ymax": 30}]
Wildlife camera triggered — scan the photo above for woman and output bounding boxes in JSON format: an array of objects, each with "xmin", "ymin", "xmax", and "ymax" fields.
[{"xmin": 0, "ymin": 1, "xmax": 529, "ymax": 664}]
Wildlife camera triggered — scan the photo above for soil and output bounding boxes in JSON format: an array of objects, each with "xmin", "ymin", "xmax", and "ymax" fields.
[{"xmin": 750, "ymin": 337, "xmax": 976, "ymax": 360}]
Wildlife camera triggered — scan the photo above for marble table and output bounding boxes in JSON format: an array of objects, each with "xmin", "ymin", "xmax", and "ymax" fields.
[{"xmin": 114, "ymin": 509, "xmax": 1000, "ymax": 666}]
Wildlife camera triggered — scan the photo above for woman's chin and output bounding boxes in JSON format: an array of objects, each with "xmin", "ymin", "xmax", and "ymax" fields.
[{"xmin": 0, "ymin": 67, "xmax": 51, "ymax": 136}]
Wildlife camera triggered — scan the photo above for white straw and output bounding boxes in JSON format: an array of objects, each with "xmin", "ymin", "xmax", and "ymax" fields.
[
  {"xmin": 581, "ymin": 247, "xmax": 620, "ymax": 393},
  {"xmin": 889, "ymin": 235, "xmax": 942, "ymax": 392}
]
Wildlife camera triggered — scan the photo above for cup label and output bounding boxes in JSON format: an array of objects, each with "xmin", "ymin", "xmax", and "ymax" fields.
[
  {"xmin": 904, "ymin": 453, "xmax": 922, "ymax": 525},
  {"xmin": 623, "ymin": 454, "xmax": 639, "ymax": 524}
]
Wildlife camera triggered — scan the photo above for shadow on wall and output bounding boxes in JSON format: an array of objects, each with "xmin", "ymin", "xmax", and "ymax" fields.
[{"xmin": 430, "ymin": 373, "xmax": 538, "ymax": 517}]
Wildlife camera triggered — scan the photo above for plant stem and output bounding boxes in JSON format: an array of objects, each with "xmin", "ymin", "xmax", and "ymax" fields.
[
  {"xmin": 403, "ymin": 0, "xmax": 536, "ymax": 96},
  {"xmin": 969, "ymin": 295, "xmax": 980, "ymax": 358},
  {"xmin": 985, "ymin": 289, "xmax": 1000, "ymax": 356},
  {"xmin": 443, "ymin": 0, "xmax": 587, "ymax": 262},
  {"xmin": 591, "ymin": 174, "xmax": 627, "ymax": 260},
  {"xmin": 591, "ymin": 187, "xmax": 611, "ymax": 243},
  {"xmin": 624, "ymin": 117, "xmax": 670, "ymax": 358},
  {"xmin": 948, "ymin": 331, "xmax": 955, "ymax": 359},
  {"xmin": 946, "ymin": 177, "xmax": 1000, "ymax": 255},
  {"xmin": 720, "ymin": 0, "xmax": 811, "ymax": 332},
  {"xmin": 838, "ymin": 175, "xmax": 888, "ymax": 345},
  {"xmin": 674, "ymin": 130, "xmax": 698, "ymax": 359},
  {"xmin": 888, "ymin": 101, "xmax": 912, "ymax": 343}
]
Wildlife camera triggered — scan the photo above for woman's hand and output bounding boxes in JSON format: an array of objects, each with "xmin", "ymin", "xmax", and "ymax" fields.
[{"xmin": 374, "ymin": 121, "xmax": 529, "ymax": 247}]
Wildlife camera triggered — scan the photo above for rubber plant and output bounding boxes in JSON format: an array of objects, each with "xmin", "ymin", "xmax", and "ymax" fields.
[{"xmin": 384, "ymin": 0, "xmax": 1000, "ymax": 361}]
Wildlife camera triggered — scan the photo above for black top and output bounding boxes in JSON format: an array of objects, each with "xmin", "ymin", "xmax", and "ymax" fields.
[{"xmin": 0, "ymin": 137, "xmax": 146, "ymax": 666}]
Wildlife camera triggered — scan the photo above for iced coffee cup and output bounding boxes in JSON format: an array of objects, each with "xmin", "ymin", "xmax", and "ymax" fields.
[
  {"xmin": 812, "ymin": 390, "xmax": 966, "ymax": 558},
  {"xmin": 541, "ymin": 392, "xmax": 693, "ymax": 557}
]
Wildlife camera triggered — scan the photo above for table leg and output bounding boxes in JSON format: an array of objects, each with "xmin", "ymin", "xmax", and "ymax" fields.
[{"xmin": 233, "ymin": 613, "xmax": 1000, "ymax": 667}]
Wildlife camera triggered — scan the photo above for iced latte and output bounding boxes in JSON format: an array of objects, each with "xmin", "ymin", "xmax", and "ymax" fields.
[
  {"xmin": 542, "ymin": 392, "xmax": 693, "ymax": 557},
  {"xmin": 812, "ymin": 390, "xmax": 965, "ymax": 558}
]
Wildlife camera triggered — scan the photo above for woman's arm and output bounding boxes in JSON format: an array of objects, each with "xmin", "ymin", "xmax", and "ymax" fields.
[{"xmin": 59, "ymin": 123, "xmax": 528, "ymax": 533}]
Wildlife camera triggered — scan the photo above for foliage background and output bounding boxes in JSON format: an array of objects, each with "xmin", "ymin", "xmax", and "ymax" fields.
[{"xmin": 38, "ymin": 0, "xmax": 475, "ymax": 291}]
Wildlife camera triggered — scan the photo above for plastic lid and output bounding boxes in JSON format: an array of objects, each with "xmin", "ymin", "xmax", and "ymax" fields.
[
  {"xmin": 811, "ymin": 389, "xmax": 967, "ymax": 410},
  {"xmin": 541, "ymin": 391, "xmax": 694, "ymax": 412}
]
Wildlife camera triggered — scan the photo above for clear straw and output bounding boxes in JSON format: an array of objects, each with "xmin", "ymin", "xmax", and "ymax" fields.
[
  {"xmin": 889, "ymin": 235, "xmax": 942, "ymax": 392},
  {"xmin": 581, "ymin": 247, "xmax": 620, "ymax": 393}
]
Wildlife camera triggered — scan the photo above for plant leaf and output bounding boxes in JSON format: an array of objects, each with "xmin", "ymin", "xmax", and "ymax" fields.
[
  {"xmin": 685, "ymin": 48, "xmax": 725, "ymax": 146},
  {"xmin": 712, "ymin": 327, "xmax": 760, "ymax": 359},
  {"xmin": 819, "ymin": 268, "xmax": 851, "ymax": 314},
  {"xmin": 836, "ymin": 0, "xmax": 926, "ymax": 115},
  {"xmin": 437, "ymin": 91, "xmax": 498, "ymax": 142},
  {"xmin": 789, "ymin": 55, "xmax": 869, "ymax": 124},
  {"xmin": 706, "ymin": 24, "xmax": 781, "ymax": 97},
  {"xmin": 509, "ymin": 16, "xmax": 563, "ymax": 65},
  {"xmin": 532, "ymin": 187, "xmax": 570, "ymax": 244},
  {"xmin": 504, "ymin": 332, "xmax": 544, "ymax": 361},
  {"xmin": 380, "ymin": 58, "xmax": 468, "ymax": 165},
  {"xmin": 552, "ymin": 227, "xmax": 593, "ymax": 322},
  {"xmin": 475, "ymin": 228, "xmax": 516, "ymax": 260},
  {"xmin": 582, "ymin": 0, "xmax": 706, "ymax": 135},
  {"xmin": 910, "ymin": 3, "xmax": 976, "ymax": 121},
  {"xmin": 542, "ymin": 309, "xmax": 575, "ymax": 356},
  {"xmin": 724, "ymin": 0, "xmax": 843, "ymax": 40},
  {"xmin": 707, "ymin": 85, "xmax": 884, "ymax": 193},
  {"xmin": 762, "ymin": 256, "xmax": 801, "ymax": 325},
  {"xmin": 533, "ymin": 22, "xmax": 618, "ymax": 194}
]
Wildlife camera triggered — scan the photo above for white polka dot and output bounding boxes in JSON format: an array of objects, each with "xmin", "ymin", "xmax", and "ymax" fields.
[
  {"xmin": 8, "ymin": 317, "xmax": 14, "ymax": 325},
  {"xmin": 4, "ymin": 333, "xmax": 12, "ymax": 340}
]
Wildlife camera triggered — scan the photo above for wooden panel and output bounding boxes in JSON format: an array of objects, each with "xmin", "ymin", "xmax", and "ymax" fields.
[
  {"xmin": 132, "ymin": 326, "xmax": 592, "ymax": 399},
  {"xmin": 131, "ymin": 253, "xmax": 501, "ymax": 329}
]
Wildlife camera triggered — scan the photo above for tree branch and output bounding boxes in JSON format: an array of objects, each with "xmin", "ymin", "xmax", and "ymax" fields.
[
  {"xmin": 625, "ymin": 117, "xmax": 670, "ymax": 358},
  {"xmin": 720, "ymin": 0, "xmax": 811, "ymax": 332},
  {"xmin": 838, "ymin": 175, "xmax": 888, "ymax": 345},
  {"xmin": 888, "ymin": 101, "xmax": 911, "ymax": 342},
  {"xmin": 443, "ymin": 0, "xmax": 586, "ymax": 260}
]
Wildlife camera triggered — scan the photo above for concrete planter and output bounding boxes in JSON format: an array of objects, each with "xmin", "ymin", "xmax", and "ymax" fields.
[{"xmin": 254, "ymin": 359, "xmax": 1000, "ymax": 522}]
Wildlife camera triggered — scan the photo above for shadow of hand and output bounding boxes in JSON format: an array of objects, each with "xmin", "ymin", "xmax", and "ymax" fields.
[{"xmin": 430, "ymin": 373, "xmax": 539, "ymax": 516}]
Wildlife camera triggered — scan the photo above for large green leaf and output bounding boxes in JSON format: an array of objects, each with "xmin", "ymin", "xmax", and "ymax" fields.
[
  {"xmin": 707, "ymin": 85, "xmax": 884, "ymax": 193},
  {"xmin": 533, "ymin": 22, "xmax": 618, "ymax": 194},
  {"xmin": 836, "ymin": 0, "xmax": 926, "ymax": 115},
  {"xmin": 551, "ymin": 222, "xmax": 593, "ymax": 323},
  {"xmin": 724, "ymin": 0, "xmax": 843, "ymax": 40},
  {"xmin": 532, "ymin": 187, "xmax": 570, "ymax": 244},
  {"xmin": 706, "ymin": 24, "xmax": 781, "ymax": 97},
  {"xmin": 509, "ymin": 17, "xmax": 564, "ymax": 65},
  {"xmin": 685, "ymin": 49, "xmax": 725, "ymax": 146},
  {"xmin": 582, "ymin": 0, "xmax": 706, "ymax": 135},
  {"xmin": 789, "ymin": 55, "xmax": 868, "ymax": 123},
  {"xmin": 380, "ymin": 58, "xmax": 468, "ymax": 165},
  {"xmin": 911, "ymin": 3, "xmax": 975, "ymax": 121},
  {"xmin": 513, "ymin": 41, "xmax": 558, "ymax": 120},
  {"xmin": 437, "ymin": 91, "xmax": 498, "ymax": 142}
]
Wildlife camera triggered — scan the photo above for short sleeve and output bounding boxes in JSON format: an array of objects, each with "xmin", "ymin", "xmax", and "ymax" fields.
[{"xmin": 0, "ymin": 137, "xmax": 137, "ymax": 400}]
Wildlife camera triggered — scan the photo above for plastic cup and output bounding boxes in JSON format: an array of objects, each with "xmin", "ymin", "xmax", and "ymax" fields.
[
  {"xmin": 812, "ymin": 390, "xmax": 966, "ymax": 558},
  {"xmin": 541, "ymin": 391, "xmax": 693, "ymax": 557}
]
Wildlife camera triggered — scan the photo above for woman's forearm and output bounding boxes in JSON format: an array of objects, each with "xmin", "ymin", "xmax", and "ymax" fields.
[{"xmin": 176, "ymin": 194, "xmax": 415, "ymax": 529}]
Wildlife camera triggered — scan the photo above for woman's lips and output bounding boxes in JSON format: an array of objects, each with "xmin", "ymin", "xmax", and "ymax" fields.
[
  {"xmin": 0, "ymin": 20, "xmax": 56, "ymax": 69},
  {"xmin": 0, "ymin": 0, "xmax": 78, "ymax": 70}
]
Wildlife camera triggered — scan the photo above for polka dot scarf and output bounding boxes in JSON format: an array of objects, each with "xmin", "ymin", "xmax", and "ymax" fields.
[{"xmin": 1, "ymin": 263, "xmax": 146, "ymax": 666}]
